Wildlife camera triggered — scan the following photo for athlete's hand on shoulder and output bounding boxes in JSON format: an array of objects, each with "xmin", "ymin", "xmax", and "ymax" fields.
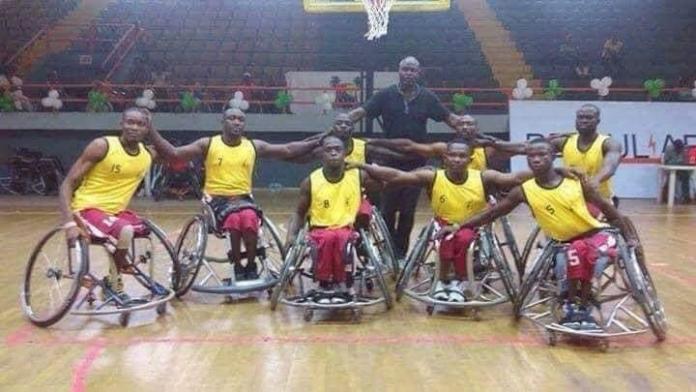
[
  {"xmin": 554, "ymin": 167, "xmax": 582, "ymax": 180},
  {"xmin": 345, "ymin": 161, "xmax": 365, "ymax": 171}
]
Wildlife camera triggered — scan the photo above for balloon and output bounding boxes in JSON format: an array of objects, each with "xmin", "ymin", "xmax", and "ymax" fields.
[
  {"xmin": 691, "ymin": 88, "xmax": 696, "ymax": 99},
  {"xmin": 147, "ymin": 100, "xmax": 156, "ymax": 110},
  {"xmin": 511, "ymin": 89, "xmax": 523, "ymax": 100},
  {"xmin": 590, "ymin": 79, "xmax": 601, "ymax": 89},
  {"xmin": 48, "ymin": 89, "xmax": 59, "ymax": 99},
  {"xmin": 41, "ymin": 97, "xmax": 53, "ymax": 108},
  {"xmin": 0, "ymin": 75, "xmax": 8, "ymax": 87},
  {"xmin": 53, "ymin": 100, "xmax": 63, "ymax": 110},
  {"xmin": 239, "ymin": 100, "xmax": 249, "ymax": 111},
  {"xmin": 10, "ymin": 76, "xmax": 22, "ymax": 86},
  {"xmin": 598, "ymin": 87, "xmax": 609, "ymax": 97},
  {"xmin": 323, "ymin": 102, "xmax": 332, "ymax": 111},
  {"xmin": 600, "ymin": 76, "xmax": 612, "ymax": 87},
  {"xmin": 234, "ymin": 91, "xmax": 243, "ymax": 100},
  {"xmin": 143, "ymin": 89, "xmax": 154, "ymax": 99},
  {"xmin": 524, "ymin": 87, "xmax": 533, "ymax": 98},
  {"xmin": 516, "ymin": 79, "xmax": 527, "ymax": 89},
  {"xmin": 136, "ymin": 97, "xmax": 148, "ymax": 107}
]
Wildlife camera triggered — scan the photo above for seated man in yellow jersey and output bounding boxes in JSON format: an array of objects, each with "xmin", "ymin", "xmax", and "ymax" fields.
[
  {"xmin": 286, "ymin": 135, "xmax": 382, "ymax": 304},
  {"xmin": 353, "ymin": 139, "xmax": 544, "ymax": 302},
  {"xmin": 148, "ymin": 108, "xmax": 319, "ymax": 281},
  {"xmin": 366, "ymin": 115, "xmax": 526, "ymax": 171},
  {"xmin": 547, "ymin": 104, "xmax": 622, "ymax": 208},
  {"xmin": 458, "ymin": 139, "xmax": 636, "ymax": 329},
  {"xmin": 59, "ymin": 107, "xmax": 154, "ymax": 302}
]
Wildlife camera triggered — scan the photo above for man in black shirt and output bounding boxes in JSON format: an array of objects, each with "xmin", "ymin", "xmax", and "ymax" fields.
[{"xmin": 348, "ymin": 56, "xmax": 464, "ymax": 257}]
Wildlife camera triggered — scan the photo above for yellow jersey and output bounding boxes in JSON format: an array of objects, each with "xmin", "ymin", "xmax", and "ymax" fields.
[
  {"xmin": 204, "ymin": 135, "xmax": 256, "ymax": 196},
  {"xmin": 562, "ymin": 133, "xmax": 613, "ymax": 198},
  {"xmin": 72, "ymin": 136, "xmax": 151, "ymax": 214},
  {"xmin": 469, "ymin": 147, "xmax": 487, "ymax": 171},
  {"xmin": 521, "ymin": 178, "xmax": 607, "ymax": 241},
  {"xmin": 309, "ymin": 168, "xmax": 361, "ymax": 228},
  {"xmin": 431, "ymin": 169, "xmax": 488, "ymax": 224},
  {"xmin": 345, "ymin": 138, "xmax": 366, "ymax": 164}
]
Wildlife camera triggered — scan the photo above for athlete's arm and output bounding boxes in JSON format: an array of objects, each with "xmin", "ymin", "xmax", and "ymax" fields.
[
  {"xmin": 286, "ymin": 177, "xmax": 311, "ymax": 248},
  {"xmin": 367, "ymin": 138, "xmax": 444, "ymax": 158},
  {"xmin": 461, "ymin": 187, "xmax": 525, "ymax": 229},
  {"xmin": 148, "ymin": 127, "xmax": 208, "ymax": 161},
  {"xmin": 483, "ymin": 167, "xmax": 579, "ymax": 191},
  {"xmin": 59, "ymin": 139, "xmax": 108, "ymax": 238},
  {"xmin": 581, "ymin": 179, "xmax": 636, "ymax": 243},
  {"xmin": 360, "ymin": 169, "xmax": 384, "ymax": 193},
  {"xmin": 365, "ymin": 144, "xmax": 412, "ymax": 162},
  {"xmin": 285, "ymin": 145, "xmax": 322, "ymax": 164},
  {"xmin": 593, "ymin": 137, "xmax": 623, "ymax": 187},
  {"xmin": 348, "ymin": 107, "xmax": 367, "ymax": 123},
  {"xmin": 253, "ymin": 138, "xmax": 320, "ymax": 161},
  {"xmin": 354, "ymin": 163, "xmax": 434, "ymax": 188}
]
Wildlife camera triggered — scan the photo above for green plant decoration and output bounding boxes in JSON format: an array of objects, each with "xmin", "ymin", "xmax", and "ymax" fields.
[
  {"xmin": 180, "ymin": 91, "xmax": 200, "ymax": 112},
  {"xmin": 544, "ymin": 79, "xmax": 563, "ymax": 100},
  {"xmin": 643, "ymin": 79, "xmax": 665, "ymax": 99},
  {"xmin": 87, "ymin": 90, "xmax": 110, "ymax": 112},
  {"xmin": 274, "ymin": 91, "xmax": 293, "ymax": 110},
  {"xmin": 0, "ymin": 94, "xmax": 14, "ymax": 112},
  {"xmin": 452, "ymin": 93, "xmax": 474, "ymax": 112}
]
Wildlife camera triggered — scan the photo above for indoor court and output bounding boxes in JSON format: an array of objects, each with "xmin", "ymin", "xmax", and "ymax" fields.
[{"xmin": 1, "ymin": 195, "xmax": 695, "ymax": 391}]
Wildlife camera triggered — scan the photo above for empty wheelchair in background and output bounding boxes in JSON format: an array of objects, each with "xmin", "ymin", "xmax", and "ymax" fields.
[
  {"xmin": 365, "ymin": 206, "xmax": 400, "ymax": 279},
  {"xmin": 174, "ymin": 199, "xmax": 286, "ymax": 299},
  {"xmin": 513, "ymin": 227, "xmax": 667, "ymax": 350},
  {"xmin": 21, "ymin": 219, "xmax": 179, "ymax": 327},
  {"xmin": 270, "ymin": 224, "xmax": 393, "ymax": 322},
  {"xmin": 395, "ymin": 219, "xmax": 517, "ymax": 318},
  {"xmin": 1, "ymin": 147, "xmax": 65, "ymax": 196},
  {"xmin": 150, "ymin": 159, "xmax": 203, "ymax": 201}
]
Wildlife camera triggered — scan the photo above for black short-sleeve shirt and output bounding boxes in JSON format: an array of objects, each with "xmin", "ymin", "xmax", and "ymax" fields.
[{"xmin": 362, "ymin": 84, "xmax": 450, "ymax": 143}]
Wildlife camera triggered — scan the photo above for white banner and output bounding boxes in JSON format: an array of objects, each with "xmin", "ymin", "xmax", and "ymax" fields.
[{"xmin": 509, "ymin": 100, "xmax": 696, "ymax": 198}]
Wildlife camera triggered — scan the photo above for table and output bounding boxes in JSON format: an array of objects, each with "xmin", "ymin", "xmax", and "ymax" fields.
[{"xmin": 658, "ymin": 165, "xmax": 696, "ymax": 208}]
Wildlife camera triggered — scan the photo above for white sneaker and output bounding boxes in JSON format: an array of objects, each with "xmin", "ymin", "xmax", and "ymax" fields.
[
  {"xmin": 448, "ymin": 280, "xmax": 466, "ymax": 302},
  {"xmin": 433, "ymin": 281, "xmax": 449, "ymax": 301}
]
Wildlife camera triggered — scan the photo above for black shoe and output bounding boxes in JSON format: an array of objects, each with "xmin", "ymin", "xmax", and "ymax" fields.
[
  {"xmin": 245, "ymin": 261, "xmax": 259, "ymax": 280},
  {"xmin": 233, "ymin": 263, "xmax": 246, "ymax": 281}
]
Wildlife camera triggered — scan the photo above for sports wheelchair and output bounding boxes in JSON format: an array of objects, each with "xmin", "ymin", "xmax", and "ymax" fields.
[
  {"xmin": 21, "ymin": 219, "xmax": 179, "ymax": 327},
  {"xmin": 364, "ymin": 206, "xmax": 400, "ymax": 279},
  {"xmin": 269, "ymin": 225, "xmax": 393, "ymax": 322},
  {"xmin": 395, "ymin": 219, "xmax": 518, "ymax": 317},
  {"xmin": 514, "ymin": 227, "xmax": 667, "ymax": 349},
  {"xmin": 174, "ymin": 199, "xmax": 286, "ymax": 298}
]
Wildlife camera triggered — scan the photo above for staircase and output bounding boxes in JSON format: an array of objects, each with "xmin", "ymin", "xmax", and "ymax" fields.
[
  {"xmin": 13, "ymin": 0, "xmax": 113, "ymax": 75},
  {"xmin": 456, "ymin": 0, "xmax": 534, "ymax": 88}
]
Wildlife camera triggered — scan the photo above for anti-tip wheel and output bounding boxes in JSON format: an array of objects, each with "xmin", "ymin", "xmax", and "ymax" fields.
[
  {"xmin": 426, "ymin": 305, "xmax": 435, "ymax": 316},
  {"xmin": 119, "ymin": 312, "xmax": 131, "ymax": 327},
  {"xmin": 472, "ymin": 309, "xmax": 482, "ymax": 322},
  {"xmin": 351, "ymin": 309, "xmax": 362, "ymax": 323},
  {"xmin": 599, "ymin": 339, "xmax": 610, "ymax": 352},
  {"xmin": 303, "ymin": 308, "xmax": 313, "ymax": 322},
  {"xmin": 156, "ymin": 302, "xmax": 167, "ymax": 316}
]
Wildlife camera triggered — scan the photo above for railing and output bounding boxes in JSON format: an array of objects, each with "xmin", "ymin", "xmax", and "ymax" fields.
[{"xmin": 10, "ymin": 83, "xmax": 694, "ymax": 113}]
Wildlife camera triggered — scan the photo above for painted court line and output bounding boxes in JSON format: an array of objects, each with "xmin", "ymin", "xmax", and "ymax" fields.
[{"xmin": 71, "ymin": 339, "xmax": 106, "ymax": 392}]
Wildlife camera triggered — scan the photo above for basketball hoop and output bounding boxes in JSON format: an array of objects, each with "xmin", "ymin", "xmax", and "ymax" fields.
[{"xmin": 362, "ymin": 0, "xmax": 394, "ymax": 40}]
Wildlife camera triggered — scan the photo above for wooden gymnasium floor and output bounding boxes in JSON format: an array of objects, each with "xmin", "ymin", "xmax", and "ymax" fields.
[{"xmin": 1, "ymin": 193, "xmax": 695, "ymax": 392}]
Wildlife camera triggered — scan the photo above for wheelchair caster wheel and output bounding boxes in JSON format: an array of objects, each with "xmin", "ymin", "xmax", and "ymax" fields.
[
  {"xmin": 472, "ymin": 309, "xmax": 482, "ymax": 321},
  {"xmin": 351, "ymin": 309, "xmax": 362, "ymax": 323},
  {"xmin": 599, "ymin": 339, "xmax": 610, "ymax": 352},
  {"xmin": 156, "ymin": 302, "xmax": 167, "ymax": 316},
  {"xmin": 546, "ymin": 331, "xmax": 557, "ymax": 346},
  {"xmin": 119, "ymin": 312, "xmax": 131, "ymax": 327},
  {"xmin": 426, "ymin": 305, "xmax": 434, "ymax": 316},
  {"xmin": 366, "ymin": 278, "xmax": 374, "ymax": 292},
  {"xmin": 303, "ymin": 309, "xmax": 313, "ymax": 322},
  {"xmin": 267, "ymin": 289, "xmax": 273, "ymax": 299}
]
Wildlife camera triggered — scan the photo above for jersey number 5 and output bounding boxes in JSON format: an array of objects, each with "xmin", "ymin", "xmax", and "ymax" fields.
[{"xmin": 567, "ymin": 248, "xmax": 580, "ymax": 267}]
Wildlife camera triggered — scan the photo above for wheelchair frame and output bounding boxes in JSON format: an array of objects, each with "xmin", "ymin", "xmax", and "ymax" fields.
[
  {"xmin": 395, "ymin": 219, "xmax": 518, "ymax": 316},
  {"xmin": 21, "ymin": 219, "xmax": 179, "ymax": 327},
  {"xmin": 174, "ymin": 201, "xmax": 286, "ymax": 297},
  {"xmin": 514, "ymin": 228, "xmax": 667, "ymax": 348},
  {"xmin": 269, "ymin": 225, "xmax": 393, "ymax": 322}
]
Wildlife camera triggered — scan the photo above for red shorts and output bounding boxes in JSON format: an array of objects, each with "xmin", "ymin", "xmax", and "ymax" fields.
[
  {"xmin": 222, "ymin": 208, "xmax": 260, "ymax": 234},
  {"xmin": 308, "ymin": 227, "xmax": 354, "ymax": 283},
  {"xmin": 75, "ymin": 208, "xmax": 148, "ymax": 243},
  {"xmin": 438, "ymin": 224, "xmax": 477, "ymax": 279},
  {"xmin": 567, "ymin": 231, "xmax": 617, "ymax": 282}
]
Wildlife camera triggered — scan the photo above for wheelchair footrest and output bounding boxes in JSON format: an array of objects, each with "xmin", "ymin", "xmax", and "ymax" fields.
[{"xmin": 192, "ymin": 277, "xmax": 278, "ymax": 294}]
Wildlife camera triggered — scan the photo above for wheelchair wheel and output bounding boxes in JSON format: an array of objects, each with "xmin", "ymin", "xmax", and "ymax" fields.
[
  {"xmin": 395, "ymin": 223, "xmax": 432, "ymax": 301},
  {"xmin": 359, "ymin": 229, "xmax": 393, "ymax": 309},
  {"xmin": 174, "ymin": 215, "xmax": 207, "ymax": 296},
  {"xmin": 519, "ymin": 225, "xmax": 542, "ymax": 276},
  {"xmin": 21, "ymin": 228, "xmax": 88, "ymax": 327},
  {"xmin": 499, "ymin": 216, "xmax": 523, "ymax": 278},
  {"xmin": 488, "ymin": 230, "xmax": 518, "ymax": 301},
  {"xmin": 270, "ymin": 235, "xmax": 305, "ymax": 311},
  {"xmin": 260, "ymin": 215, "xmax": 287, "ymax": 277},
  {"xmin": 140, "ymin": 220, "xmax": 180, "ymax": 291},
  {"xmin": 619, "ymin": 239, "xmax": 667, "ymax": 341},
  {"xmin": 513, "ymin": 244, "xmax": 555, "ymax": 320},
  {"xmin": 371, "ymin": 210, "xmax": 399, "ymax": 277}
]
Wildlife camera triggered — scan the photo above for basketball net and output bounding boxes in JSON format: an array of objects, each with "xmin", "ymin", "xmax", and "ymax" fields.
[{"xmin": 362, "ymin": 0, "xmax": 394, "ymax": 40}]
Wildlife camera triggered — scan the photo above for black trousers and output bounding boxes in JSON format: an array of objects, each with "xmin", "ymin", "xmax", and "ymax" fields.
[{"xmin": 381, "ymin": 185, "xmax": 422, "ymax": 258}]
